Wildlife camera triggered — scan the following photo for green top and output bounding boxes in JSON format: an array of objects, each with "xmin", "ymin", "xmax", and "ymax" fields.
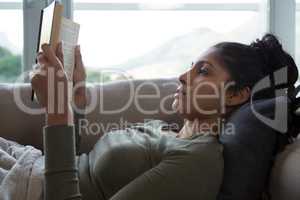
[{"xmin": 44, "ymin": 120, "xmax": 223, "ymax": 200}]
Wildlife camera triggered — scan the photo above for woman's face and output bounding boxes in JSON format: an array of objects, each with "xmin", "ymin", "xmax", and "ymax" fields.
[{"xmin": 172, "ymin": 47, "xmax": 232, "ymax": 121}]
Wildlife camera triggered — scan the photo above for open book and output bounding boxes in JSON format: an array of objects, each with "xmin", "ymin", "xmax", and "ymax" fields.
[{"xmin": 36, "ymin": 1, "xmax": 80, "ymax": 101}]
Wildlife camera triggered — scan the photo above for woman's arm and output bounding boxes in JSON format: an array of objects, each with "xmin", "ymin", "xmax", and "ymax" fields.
[
  {"xmin": 43, "ymin": 124, "xmax": 81, "ymax": 200},
  {"xmin": 73, "ymin": 44, "xmax": 87, "ymax": 155},
  {"xmin": 30, "ymin": 43, "xmax": 82, "ymax": 200}
]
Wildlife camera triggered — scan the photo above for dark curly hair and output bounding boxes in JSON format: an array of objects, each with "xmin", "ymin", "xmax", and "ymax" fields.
[{"xmin": 213, "ymin": 33, "xmax": 300, "ymax": 143}]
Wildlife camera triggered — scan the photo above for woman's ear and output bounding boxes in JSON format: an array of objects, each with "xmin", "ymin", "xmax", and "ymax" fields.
[{"xmin": 226, "ymin": 87, "xmax": 250, "ymax": 106}]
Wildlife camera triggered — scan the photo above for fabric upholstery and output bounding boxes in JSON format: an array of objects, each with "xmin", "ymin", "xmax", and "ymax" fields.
[
  {"xmin": 0, "ymin": 80, "xmax": 300, "ymax": 199},
  {"xmin": 0, "ymin": 79, "xmax": 182, "ymax": 152},
  {"xmin": 269, "ymin": 137, "xmax": 300, "ymax": 200}
]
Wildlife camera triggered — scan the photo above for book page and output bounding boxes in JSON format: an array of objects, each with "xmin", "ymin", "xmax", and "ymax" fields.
[
  {"xmin": 59, "ymin": 17, "xmax": 80, "ymax": 81},
  {"xmin": 38, "ymin": 1, "xmax": 56, "ymax": 52},
  {"xmin": 59, "ymin": 17, "xmax": 80, "ymax": 102}
]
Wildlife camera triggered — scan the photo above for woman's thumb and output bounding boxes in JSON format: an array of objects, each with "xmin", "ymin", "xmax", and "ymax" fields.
[
  {"xmin": 75, "ymin": 45, "xmax": 83, "ymax": 68},
  {"xmin": 56, "ymin": 42, "xmax": 64, "ymax": 66},
  {"xmin": 42, "ymin": 43, "xmax": 62, "ymax": 69}
]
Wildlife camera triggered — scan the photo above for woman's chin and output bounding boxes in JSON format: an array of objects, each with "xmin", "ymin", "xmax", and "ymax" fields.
[
  {"xmin": 172, "ymin": 99, "xmax": 194, "ymax": 120},
  {"xmin": 172, "ymin": 99, "xmax": 184, "ymax": 114}
]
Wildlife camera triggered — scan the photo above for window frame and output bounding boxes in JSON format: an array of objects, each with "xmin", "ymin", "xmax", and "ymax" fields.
[
  {"xmin": 269, "ymin": 0, "xmax": 296, "ymax": 57},
  {"xmin": 0, "ymin": 0, "xmax": 297, "ymax": 80},
  {"xmin": 0, "ymin": 1, "xmax": 22, "ymax": 9}
]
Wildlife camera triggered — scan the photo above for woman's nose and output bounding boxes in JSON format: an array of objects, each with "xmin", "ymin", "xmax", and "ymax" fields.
[
  {"xmin": 179, "ymin": 72, "xmax": 186, "ymax": 85},
  {"xmin": 179, "ymin": 70, "xmax": 192, "ymax": 85}
]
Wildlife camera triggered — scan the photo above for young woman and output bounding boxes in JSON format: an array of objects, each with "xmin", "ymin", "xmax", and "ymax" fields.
[{"xmin": 27, "ymin": 34, "xmax": 300, "ymax": 200}]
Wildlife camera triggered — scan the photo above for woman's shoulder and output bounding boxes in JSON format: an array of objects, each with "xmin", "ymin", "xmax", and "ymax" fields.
[{"xmin": 125, "ymin": 119, "xmax": 175, "ymax": 138}]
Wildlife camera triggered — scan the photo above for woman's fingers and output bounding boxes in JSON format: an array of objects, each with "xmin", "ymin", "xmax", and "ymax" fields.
[
  {"xmin": 36, "ymin": 52, "xmax": 47, "ymax": 65},
  {"xmin": 56, "ymin": 42, "xmax": 64, "ymax": 66},
  {"xmin": 41, "ymin": 43, "xmax": 62, "ymax": 69},
  {"xmin": 75, "ymin": 45, "xmax": 83, "ymax": 69},
  {"xmin": 30, "ymin": 44, "xmax": 70, "ymax": 113},
  {"xmin": 74, "ymin": 45, "xmax": 86, "ymax": 80},
  {"xmin": 30, "ymin": 64, "xmax": 46, "ymax": 79}
]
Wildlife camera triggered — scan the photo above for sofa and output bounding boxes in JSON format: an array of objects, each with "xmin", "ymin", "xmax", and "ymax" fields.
[{"xmin": 0, "ymin": 78, "xmax": 299, "ymax": 199}]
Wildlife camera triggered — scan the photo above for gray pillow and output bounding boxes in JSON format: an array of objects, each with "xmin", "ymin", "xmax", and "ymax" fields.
[{"xmin": 218, "ymin": 96, "xmax": 290, "ymax": 200}]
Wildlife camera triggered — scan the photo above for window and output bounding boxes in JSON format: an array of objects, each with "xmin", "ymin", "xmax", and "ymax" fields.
[
  {"xmin": 296, "ymin": 0, "xmax": 300, "ymax": 68},
  {"xmin": 0, "ymin": 0, "xmax": 23, "ymax": 82},
  {"xmin": 73, "ymin": 0, "xmax": 268, "ymax": 82}
]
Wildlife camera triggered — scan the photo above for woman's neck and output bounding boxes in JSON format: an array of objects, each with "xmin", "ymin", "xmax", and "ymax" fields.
[{"xmin": 177, "ymin": 117, "xmax": 221, "ymax": 139}]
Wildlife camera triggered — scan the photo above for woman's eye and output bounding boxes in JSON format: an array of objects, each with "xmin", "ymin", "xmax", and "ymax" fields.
[{"xmin": 197, "ymin": 66, "xmax": 209, "ymax": 75}]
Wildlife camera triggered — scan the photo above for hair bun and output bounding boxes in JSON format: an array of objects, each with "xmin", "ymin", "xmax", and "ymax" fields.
[
  {"xmin": 253, "ymin": 34, "xmax": 283, "ymax": 51},
  {"xmin": 250, "ymin": 34, "xmax": 298, "ymax": 87},
  {"xmin": 250, "ymin": 34, "xmax": 285, "ymax": 73}
]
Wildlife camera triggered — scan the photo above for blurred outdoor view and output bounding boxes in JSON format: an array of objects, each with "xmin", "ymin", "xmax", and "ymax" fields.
[
  {"xmin": 3, "ymin": 0, "xmax": 297, "ymax": 84},
  {"xmin": 74, "ymin": 0, "xmax": 268, "ymax": 82},
  {"xmin": 0, "ymin": 2, "xmax": 22, "ymax": 82}
]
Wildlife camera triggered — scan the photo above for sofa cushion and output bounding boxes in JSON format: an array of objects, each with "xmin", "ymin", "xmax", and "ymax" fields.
[
  {"xmin": 0, "ymin": 79, "xmax": 183, "ymax": 152},
  {"xmin": 269, "ymin": 137, "xmax": 300, "ymax": 200}
]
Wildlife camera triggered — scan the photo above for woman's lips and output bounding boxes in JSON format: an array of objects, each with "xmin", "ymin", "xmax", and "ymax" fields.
[{"xmin": 174, "ymin": 89, "xmax": 186, "ymax": 99}]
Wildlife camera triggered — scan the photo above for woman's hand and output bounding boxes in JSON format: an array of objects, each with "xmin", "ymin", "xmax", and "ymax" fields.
[
  {"xmin": 73, "ymin": 45, "xmax": 87, "ymax": 109},
  {"xmin": 30, "ymin": 43, "xmax": 73, "ymax": 126}
]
